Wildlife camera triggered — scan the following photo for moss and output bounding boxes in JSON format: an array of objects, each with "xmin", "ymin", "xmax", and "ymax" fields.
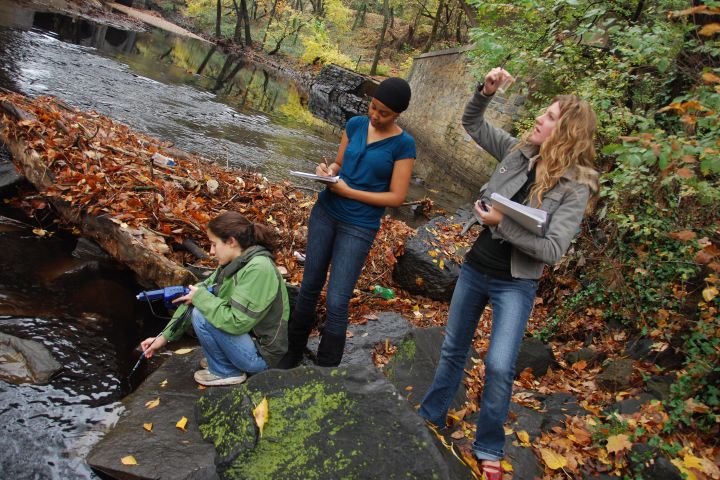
[
  {"xmin": 203, "ymin": 379, "xmax": 363, "ymax": 480},
  {"xmin": 394, "ymin": 338, "xmax": 417, "ymax": 363}
]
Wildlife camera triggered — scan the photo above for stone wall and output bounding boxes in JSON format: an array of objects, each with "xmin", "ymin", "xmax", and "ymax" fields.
[{"xmin": 400, "ymin": 46, "xmax": 527, "ymax": 196}]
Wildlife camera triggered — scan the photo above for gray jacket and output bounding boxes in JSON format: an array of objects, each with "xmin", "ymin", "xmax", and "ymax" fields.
[{"xmin": 463, "ymin": 85, "xmax": 598, "ymax": 279}]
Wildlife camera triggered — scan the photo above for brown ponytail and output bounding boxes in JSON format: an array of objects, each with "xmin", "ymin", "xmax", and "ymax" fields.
[{"xmin": 207, "ymin": 211, "xmax": 279, "ymax": 253}]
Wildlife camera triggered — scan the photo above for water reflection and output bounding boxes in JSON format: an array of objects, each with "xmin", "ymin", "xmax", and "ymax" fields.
[
  {"xmin": 0, "ymin": 3, "xmax": 339, "ymax": 181},
  {"xmin": 0, "ymin": 211, "xmax": 166, "ymax": 478}
]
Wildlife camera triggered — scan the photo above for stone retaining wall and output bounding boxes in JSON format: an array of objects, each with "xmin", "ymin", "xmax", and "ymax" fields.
[{"xmin": 400, "ymin": 46, "xmax": 527, "ymax": 196}]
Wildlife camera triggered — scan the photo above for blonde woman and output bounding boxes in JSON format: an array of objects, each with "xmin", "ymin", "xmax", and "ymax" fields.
[{"xmin": 418, "ymin": 68, "xmax": 598, "ymax": 479}]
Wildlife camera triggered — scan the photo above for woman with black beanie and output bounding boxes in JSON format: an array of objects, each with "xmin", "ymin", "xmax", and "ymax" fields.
[{"xmin": 278, "ymin": 77, "xmax": 416, "ymax": 368}]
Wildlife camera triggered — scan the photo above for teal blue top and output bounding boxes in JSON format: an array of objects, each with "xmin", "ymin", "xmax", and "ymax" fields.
[{"xmin": 318, "ymin": 116, "xmax": 416, "ymax": 229}]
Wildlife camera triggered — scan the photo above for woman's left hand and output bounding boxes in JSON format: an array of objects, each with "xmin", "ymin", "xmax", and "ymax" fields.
[
  {"xmin": 474, "ymin": 200, "xmax": 504, "ymax": 226},
  {"xmin": 328, "ymin": 179, "xmax": 353, "ymax": 198},
  {"xmin": 173, "ymin": 285, "xmax": 199, "ymax": 305}
]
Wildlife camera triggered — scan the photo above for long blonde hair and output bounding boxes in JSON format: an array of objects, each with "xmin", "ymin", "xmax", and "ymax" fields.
[{"xmin": 525, "ymin": 95, "xmax": 599, "ymax": 213}]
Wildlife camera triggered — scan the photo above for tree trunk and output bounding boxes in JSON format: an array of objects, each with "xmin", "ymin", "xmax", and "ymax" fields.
[
  {"xmin": 215, "ymin": 0, "xmax": 222, "ymax": 37},
  {"xmin": 352, "ymin": 2, "xmax": 367, "ymax": 30},
  {"xmin": 260, "ymin": 0, "xmax": 280, "ymax": 48},
  {"xmin": 370, "ymin": 0, "xmax": 390, "ymax": 75},
  {"xmin": 458, "ymin": 0, "xmax": 479, "ymax": 28},
  {"xmin": 240, "ymin": 0, "xmax": 252, "ymax": 45},
  {"xmin": 423, "ymin": 0, "xmax": 445, "ymax": 53}
]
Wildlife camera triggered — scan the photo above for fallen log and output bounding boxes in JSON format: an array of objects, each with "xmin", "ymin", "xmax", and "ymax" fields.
[{"xmin": 1, "ymin": 123, "xmax": 195, "ymax": 287}]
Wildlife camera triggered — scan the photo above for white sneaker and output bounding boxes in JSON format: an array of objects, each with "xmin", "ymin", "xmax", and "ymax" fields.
[{"xmin": 193, "ymin": 369, "xmax": 247, "ymax": 386}]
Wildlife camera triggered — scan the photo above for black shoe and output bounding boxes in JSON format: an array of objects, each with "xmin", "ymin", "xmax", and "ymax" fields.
[
  {"xmin": 316, "ymin": 331, "xmax": 346, "ymax": 367},
  {"xmin": 276, "ymin": 310, "xmax": 316, "ymax": 369}
]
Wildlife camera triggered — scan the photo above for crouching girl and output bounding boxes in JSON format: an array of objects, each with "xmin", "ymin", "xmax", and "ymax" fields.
[{"xmin": 140, "ymin": 211, "xmax": 289, "ymax": 386}]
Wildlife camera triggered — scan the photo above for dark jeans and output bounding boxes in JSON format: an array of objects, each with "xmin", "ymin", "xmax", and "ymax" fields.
[
  {"xmin": 294, "ymin": 202, "xmax": 377, "ymax": 336},
  {"xmin": 418, "ymin": 263, "xmax": 538, "ymax": 461}
]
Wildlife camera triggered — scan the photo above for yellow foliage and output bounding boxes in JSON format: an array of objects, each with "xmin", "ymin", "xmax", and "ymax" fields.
[{"xmin": 539, "ymin": 447, "xmax": 568, "ymax": 470}]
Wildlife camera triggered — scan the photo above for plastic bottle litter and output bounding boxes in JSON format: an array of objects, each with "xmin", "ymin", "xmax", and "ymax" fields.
[
  {"xmin": 151, "ymin": 152, "xmax": 177, "ymax": 167},
  {"xmin": 372, "ymin": 285, "xmax": 395, "ymax": 300}
]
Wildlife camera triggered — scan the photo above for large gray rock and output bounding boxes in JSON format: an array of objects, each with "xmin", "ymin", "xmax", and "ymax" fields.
[
  {"xmin": 393, "ymin": 214, "xmax": 471, "ymax": 301},
  {"xmin": 384, "ymin": 326, "xmax": 473, "ymax": 411},
  {"xmin": 504, "ymin": 393, "xmax": 588, "ymax": 440},
  {"xmin": 87, "ymin": 347, "xmax": 218, "ymax": 480},
  {"xmin": 308, "ymin": 64, "xmax": 376, "ymax": 127},
  {"xmin": 0, "ymin": 332, "xmax": 62, "ymax": 384},
  {"xmin": 196, "ymin": 366, "xmax": 474, "ymax": 480},
  {"xmin": 307, "ymin": 311, "xmax": 413, "ymax": 368}
]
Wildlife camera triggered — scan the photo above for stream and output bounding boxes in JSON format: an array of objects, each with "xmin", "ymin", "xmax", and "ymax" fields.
[{"xmin": 0, "ymin": 1, "xmax": 470, "ymax": 478}]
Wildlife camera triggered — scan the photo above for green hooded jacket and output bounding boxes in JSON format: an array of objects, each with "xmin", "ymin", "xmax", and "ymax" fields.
[{"xmin": 161, "ymin": 246, "xmax": 289, "ymax": 367}]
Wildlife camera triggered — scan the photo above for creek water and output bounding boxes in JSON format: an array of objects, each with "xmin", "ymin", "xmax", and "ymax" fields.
[{"xmin": 0, "ymin": 2, "xmax": 470, "ymax": 478}]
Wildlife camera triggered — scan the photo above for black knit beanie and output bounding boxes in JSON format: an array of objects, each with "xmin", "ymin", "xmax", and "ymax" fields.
[{"xmin": 372, "ymin": 77, "xmax": 411, "ymax": 114}]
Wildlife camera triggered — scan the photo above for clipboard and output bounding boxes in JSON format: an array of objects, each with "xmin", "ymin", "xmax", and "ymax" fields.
[{"xmin": 289, "ymin": 170, "xmax": 339, "ymax": 183}]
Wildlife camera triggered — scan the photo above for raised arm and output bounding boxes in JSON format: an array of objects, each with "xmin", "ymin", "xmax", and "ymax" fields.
[{"xmin": 463, "ymin": 68, "xmax": 518, "ymax": 161}]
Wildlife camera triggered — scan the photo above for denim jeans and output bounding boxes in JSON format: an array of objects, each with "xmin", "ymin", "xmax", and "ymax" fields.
[
  {"xmin": 418, "ymin": 263, "xmax": 538, "ymax": 461},
  {"xmin": 293, "ymin": 202, "xmax": 378, "ymax": 336},
  {"xmin": 191, "ymin": 308, "xmax": 267, "ymax": 377}
]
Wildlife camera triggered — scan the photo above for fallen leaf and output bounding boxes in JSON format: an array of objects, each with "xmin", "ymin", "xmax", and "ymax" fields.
[
  {"xmin": 159, "ymin": 379, "xmax": 168, "ymax": 388},
  {"xmin": 145, "ymin": 397, "xmax": 160, "ymax": 409},
  {"xmin": 176, "ymin": 416, "xmax": 188, "ymax": 431},
  {"xmin": 517, "ymin": 430, "xmax": 530, "ymax": 445},
  {"xmin": 539, "ymin": 447, "xmax": 567, "ymax": 470},
  {"xmin": 121, "ymin": 455, "xmax": 138, "ymax": 465},
  {"xmin": 501, "ymin": 459, "xmax": 513, "ymax": 472},
  {"xmin": 699, "ymin": 22, "xmax": 720, "ymax": 36},
  {"xmin": 253, "ymin": 397, "xmax": 269, "ymax": 435},
  {"xmin": 174, "ymin": 347, "xmax": 195, "ymax": 355},
  {"xmin": 606, "ymin": 434, "xmax": 632, "ymax": 454},
  {"xmin": 143, "ymin": 423, "xmax": 153, "ymax": 432},
  {"xmin": 669, "ymin": 230, "xmax": 696, "ymax": 241},
  {"xmin": 32, "ymin": 228, "xmax": 47, "ymax": 237},
  {"xmin": 702, "ymin": 286, "xmax": 718, "ymax": 302},
  {"xmin": 450, "ymin": 430, "xmax": 465, "ymax": 439}
]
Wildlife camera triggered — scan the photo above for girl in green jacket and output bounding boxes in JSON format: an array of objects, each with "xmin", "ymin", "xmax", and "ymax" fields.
[{"xmin": 140, "ymin": 211, "xmax": 289, "ymax": 386}]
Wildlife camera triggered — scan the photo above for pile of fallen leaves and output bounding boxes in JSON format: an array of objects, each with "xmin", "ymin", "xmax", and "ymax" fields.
[{"xmin": 0, "ymin": 91, "xmax": 451, "ymax": 324}]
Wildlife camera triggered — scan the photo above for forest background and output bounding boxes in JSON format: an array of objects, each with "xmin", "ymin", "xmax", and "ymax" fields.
[{"xmin": 144, "ymin": 0, "xmax": 719, "ymax": 476}]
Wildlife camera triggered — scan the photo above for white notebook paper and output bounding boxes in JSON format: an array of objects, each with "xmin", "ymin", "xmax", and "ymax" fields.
[{"xmin": 490, "ymin": 192, "xmax": 548, "ymax": 236}]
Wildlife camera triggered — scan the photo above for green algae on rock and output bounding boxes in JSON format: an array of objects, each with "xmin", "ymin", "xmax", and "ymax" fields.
[{"xmin": 195, "ymin": 365, "xmax": 473, "ymax": 479}]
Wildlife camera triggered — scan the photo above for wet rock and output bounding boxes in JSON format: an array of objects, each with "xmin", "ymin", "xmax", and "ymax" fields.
[
  {"xmin": 87, "ymin": 347, "xmax": 218, "ymax": 480},
  {"xmin": 515, "ymin": 337, "xmax": 557, "ymax": 378},
  {"xmin": 603, "ymin": 393, "xmax": 656, "ymax": 416},
  {"xmin": 72, "ymin": 237, "xmax": 115, "ymax": 264},
  {"xmin": 307, "ymin": 311, "xmax": 412, "ymax": 368},
  {"xmin": 308, "ymin": 64, "xmax": 376, "ymax": 127},
  {"xmin": 0, "ymin": 142, "xmax": 27, "ymax": 195},
  {"xmin": 0, "ymin": 332, "xmax": 61, "ymax": 384},
  {"xmin": 393, "ymin": 214, "xmax": 471, "ymax": 301},
  {"xmin": 630, "ymin": 444, "xmax": 683, "ymax": 480},
  {"xmin": 196, "ymin": 366, "xmax": 473, "ymax": 480},
  {"xmin": 596, "ymin": 358, "xmax": 635, "ymax": 392},
  {"xmin": 384, "ymin": 326, "xmax": 474, "ymax": 411}
]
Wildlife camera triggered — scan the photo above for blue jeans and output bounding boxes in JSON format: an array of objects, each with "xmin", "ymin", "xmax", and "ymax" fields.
[
  {"xmin": 191, "ymin": 308, "xmax": 267, "ymax": 377},
  {"xmin": 294, "ymin": 202, "xmax": 377, "ymax": 336},
  {"xmin": 418, "ymin": 263, "xmax": 538, "ymax": 461}
]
